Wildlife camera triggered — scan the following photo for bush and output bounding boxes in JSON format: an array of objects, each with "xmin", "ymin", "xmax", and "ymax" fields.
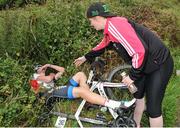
[
  {"xmin": 0, "ymin": 57, "xmax": 41, "ymax": 126},
  {"xmin": 0, "ymin": 0, "xmax": 179, "ymax": 126},
  {"xmin": 0, "ymin": 0, "xmax": 46, "ymax": 10}
]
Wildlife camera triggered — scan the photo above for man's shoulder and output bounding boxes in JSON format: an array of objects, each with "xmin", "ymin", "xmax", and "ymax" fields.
[{"xmin": 109, "ymin": 16, "xmax": 128, "ymax": 23}]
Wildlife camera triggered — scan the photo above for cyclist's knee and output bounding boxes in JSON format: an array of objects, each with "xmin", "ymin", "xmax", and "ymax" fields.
[
  {"xmin": 73, "ymin": 72, "xmax": 86, "ymax": 83},
  {"xmin": 73, "ymin": 87, "xmax": 88, "ymax": 98},
  {"xmin": 76, "ymin": 72, "xmax": 87, "ymax": 80}
]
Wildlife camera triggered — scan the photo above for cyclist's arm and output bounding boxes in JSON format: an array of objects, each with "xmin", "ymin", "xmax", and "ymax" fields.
[
  {"xmin": 38, "ymin": 64, "xmax": 65, "ymax": 80},
  {"xmin": 49, "ymin": 64, "xmax": 65, "ymax": 73}
]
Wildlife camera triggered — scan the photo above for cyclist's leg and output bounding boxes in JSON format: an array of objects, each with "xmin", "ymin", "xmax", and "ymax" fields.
[
  {"xmin": 133, "ymin": 76, "xmax": 146, "ymax": 128},
  {"xmin": 72, "ymin": 87, "xmax": 106, "ymax": 105},
  {"xmin": 52, "ymin": 85, "xmax": 133, "ymax": 109},
  {"xmin": 145, "ymin": 55, "xmax": 173, "ymax": 127},
  {"xmin": 71, "ymin": 72, "xmax": 89, "ymax": 90},
  {"xmin": 72, "ymin": 86, "xmax": 135, "ymax": 109}
]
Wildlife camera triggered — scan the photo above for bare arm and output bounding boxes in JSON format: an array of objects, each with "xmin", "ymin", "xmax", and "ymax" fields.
[
  {"xmin": 49, "ymin": 64, "xmax": 65, "ymax": 73},
  {"xmin": 37, "ymin": 64, "xmax": 65, "ymax": 80},
  {"xmin": 50, "ymin": 64, "xmax": 65, "ymax": 80}
]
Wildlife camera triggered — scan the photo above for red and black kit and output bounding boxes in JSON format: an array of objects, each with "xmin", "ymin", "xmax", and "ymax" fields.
[{"xmin": 84, "ymin": 17, "xmax": 174, "ymax": 118}]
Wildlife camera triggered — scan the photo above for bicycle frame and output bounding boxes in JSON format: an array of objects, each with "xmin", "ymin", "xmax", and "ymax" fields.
[
  {"xmin": 74, "ymin": 69, "xmax": 136, "ymax": 128},
  {"xmin": 43, "ymin": 68, "xmax": 136, "ymax": 127}
]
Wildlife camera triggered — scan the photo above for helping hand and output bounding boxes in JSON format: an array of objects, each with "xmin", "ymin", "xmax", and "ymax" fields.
[{"xmin": 73, "ymin": 56, "xmax": 86, "ymax": 67}]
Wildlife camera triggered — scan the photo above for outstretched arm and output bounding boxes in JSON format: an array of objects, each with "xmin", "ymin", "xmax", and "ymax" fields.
[{"xmin": 74, "ymin": 37, "xmax": 113, "ymax": 67}]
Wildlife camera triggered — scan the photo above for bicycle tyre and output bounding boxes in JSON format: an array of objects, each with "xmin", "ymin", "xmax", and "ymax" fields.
[
  {"xmin": 37, "ymin": 97, "xmax": 63, "ymax": 127},
  {"xmin": 105, "ymin": 64, "xmax": 132, "ymax": 101}
]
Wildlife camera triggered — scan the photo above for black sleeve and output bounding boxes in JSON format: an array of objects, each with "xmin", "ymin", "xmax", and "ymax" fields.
[
  {"xmin": 129, "ymin": 67, "xmax": 144, "ymax": 81},
  {"xmin": 84, "ymin": 43, "xmax": 113, "ymax": 63},
  {"xmin": 112, "ymin": 43, "xmax": 132, "ymax": 64}
]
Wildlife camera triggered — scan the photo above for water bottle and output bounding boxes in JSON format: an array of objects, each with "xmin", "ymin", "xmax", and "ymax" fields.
[{"xmin": 121, "ymin": 72, "xmax": 138, "ymax": 94}]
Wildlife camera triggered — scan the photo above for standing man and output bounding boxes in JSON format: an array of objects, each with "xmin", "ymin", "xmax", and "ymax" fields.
[{"xmin": 74, "ymin": 2, "xmax": 174, "ymax": 127}]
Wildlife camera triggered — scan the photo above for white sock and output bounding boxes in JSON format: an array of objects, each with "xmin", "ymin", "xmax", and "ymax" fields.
[
  {"xmin": 104, "ymin": 100, "xmax": 121, "ymax": 109},
  {"xmin": 104, "ymin": 98, "xmax": 136, "ymax": 109}
]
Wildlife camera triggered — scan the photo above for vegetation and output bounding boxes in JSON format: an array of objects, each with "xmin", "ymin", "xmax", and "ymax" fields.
[
  {"xmin": 0, "ymin": 0, "xmax": 46, "ymax": 10},
  {"xmin": 0, "ymin": 0, "xmax": 179, "ymax": 127}
]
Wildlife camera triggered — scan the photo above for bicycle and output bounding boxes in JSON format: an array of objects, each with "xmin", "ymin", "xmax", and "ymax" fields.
[
  {"xmin": 105, "ymin": 64, "xmax": 150, "ymax": 127},
  {"xmin": 37, "ymin": 58, "xmax": 136, "ymax": 127}
]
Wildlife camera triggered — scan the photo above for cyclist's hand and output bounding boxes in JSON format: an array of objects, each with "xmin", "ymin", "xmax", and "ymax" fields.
[
  {"xmin": 73, "ymin": 56, "xmax": 86, "ymax": 67},
  {"xmin": 55, "ymin": 72, "xmax": 63, "ymax": 80},
  {"xmin": 37, "ymin": 64, "xmax": 50, "ymax": 73},
  {"xmin": 122, "ymin": 75, "xmax": 134, "ymax": 86}
]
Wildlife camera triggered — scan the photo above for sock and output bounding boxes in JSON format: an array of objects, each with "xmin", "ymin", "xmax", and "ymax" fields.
[
  {"xmin": 104, "ymin": 99, "xmax": 121, "ymax": 109},
  {"xmin": 104, "ymin": 99, "xmax": 136, "ymax": 109}
]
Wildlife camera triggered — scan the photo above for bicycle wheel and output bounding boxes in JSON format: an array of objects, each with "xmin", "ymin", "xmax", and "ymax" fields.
[
  {"xmin": 105, "ymin": 64, "xmax": 133, "ymax": 101},
  {"xmin": 37, "ymin": 97, "xmax": 63, "ymax": 127}
]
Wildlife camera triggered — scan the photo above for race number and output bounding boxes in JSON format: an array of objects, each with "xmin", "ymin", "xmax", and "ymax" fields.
[{"xmin": 55, "ymin": 116, "xmax": 67, "ymax": 128}]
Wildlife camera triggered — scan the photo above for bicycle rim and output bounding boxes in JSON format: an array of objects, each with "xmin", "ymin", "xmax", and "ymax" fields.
[{"xmin": 105, "ymin": 64, "xmax": 133, "ymax": 101}]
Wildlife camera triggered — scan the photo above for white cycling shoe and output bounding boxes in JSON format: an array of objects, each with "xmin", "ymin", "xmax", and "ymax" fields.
[{"xmin": 120, "ymin": 98, "xmax": 136, "ymax": 108}]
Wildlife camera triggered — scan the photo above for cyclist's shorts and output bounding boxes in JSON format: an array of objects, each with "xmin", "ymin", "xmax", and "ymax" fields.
[{"xmin": 51, "ymin": 78, "xmax": 79, "ymax": 99}]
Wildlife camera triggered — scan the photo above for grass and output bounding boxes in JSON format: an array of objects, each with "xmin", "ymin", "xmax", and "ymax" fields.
[{"xmin": 163, "ymin": 76, "xmax": 180, "ymax": 126}]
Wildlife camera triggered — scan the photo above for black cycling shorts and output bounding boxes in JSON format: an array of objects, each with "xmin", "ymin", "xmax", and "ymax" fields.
[
  {"xmin": 133, "ymin": 55, "xmax": 174, "ymax": 118},
  {"xmin": 51, "ymin": 78, "xmax": 79, "ymax": 99}
]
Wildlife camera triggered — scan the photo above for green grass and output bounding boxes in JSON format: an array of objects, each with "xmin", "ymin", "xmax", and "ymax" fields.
[{"xmin": 163, "ymin": 76, "xmax": 180, "ymax": 126}]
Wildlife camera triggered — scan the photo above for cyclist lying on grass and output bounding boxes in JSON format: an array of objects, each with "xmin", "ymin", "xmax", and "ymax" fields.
[{"xmin": 30, "ymin": 64, "xmax": 135, "ymax": 109}]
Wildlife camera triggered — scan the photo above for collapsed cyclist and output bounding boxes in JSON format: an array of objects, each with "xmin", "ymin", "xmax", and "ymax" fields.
[
  {"xmin": 73, "ymin": 2, "xmax": 174, "ymax": 127},
  {"xmin": 30, "ymin": 64, "xmax": 135, "ymax": 110}
]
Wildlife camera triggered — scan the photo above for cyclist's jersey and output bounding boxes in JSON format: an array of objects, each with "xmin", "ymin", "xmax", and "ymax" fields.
[
  {"xmin": 85, "ymin": 17, "xmax": 169, "ymax": 80},
  {"xmin": 33, "ymin": 73, "xmax": 54, "ymax": 92}
]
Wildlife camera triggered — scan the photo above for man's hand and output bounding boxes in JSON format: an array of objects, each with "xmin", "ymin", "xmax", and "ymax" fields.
[
  {"xmin": 73, "ymin": 56, "xmax": 86, "ymax": 67},
  {"xmin": 122, "ymin": 75, "xmax": 134, "ymax": 86}
]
